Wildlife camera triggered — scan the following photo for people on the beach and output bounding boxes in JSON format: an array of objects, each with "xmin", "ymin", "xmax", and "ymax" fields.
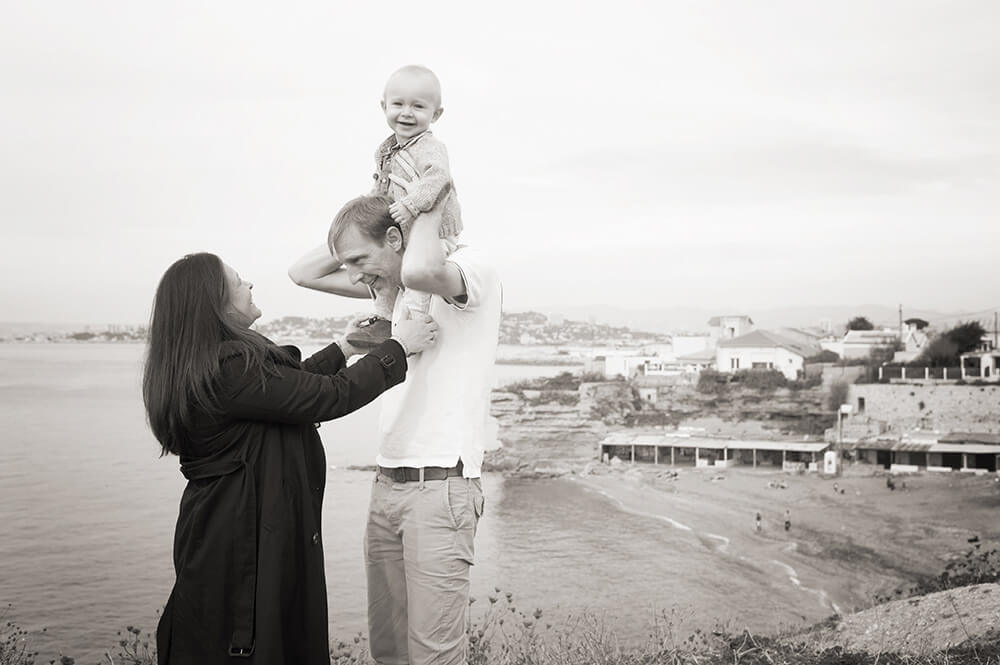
[
  {"xmin": 886, "ymin": 473, "xmax": 896, "ymax": 491},
  {"xmin": 291, "ymin": 179, "xmax": 501, "ymax": 663},
  {"xmin": 784, "ymin": 509, "xmax": 791, "ymax": 531},
  {"xmin": 292, "ymin": 64, "xmax": 463, "ymax": 350},
  {"xmin": 143, "ymin": 253, "xmax": 437, "ymax": 664},
  {"xmin": 755, "ymin": 511, "xmax": 762, "ymax": 533}
]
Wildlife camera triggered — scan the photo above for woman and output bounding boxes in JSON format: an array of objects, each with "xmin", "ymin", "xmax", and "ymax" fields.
[{"xmin": 143, "ymin": 253, "xmax": 436, "ymax": 664}]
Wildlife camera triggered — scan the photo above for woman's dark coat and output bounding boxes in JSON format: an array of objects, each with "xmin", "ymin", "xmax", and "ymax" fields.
[{"xmin": 157, "ymin": 338, "xmax": 407, "ymax": 664}]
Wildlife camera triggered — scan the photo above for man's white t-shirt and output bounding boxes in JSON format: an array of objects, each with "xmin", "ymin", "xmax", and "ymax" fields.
[{"xmin": 376, "ymin": 246, "xmax": 502, "ymax": 478}]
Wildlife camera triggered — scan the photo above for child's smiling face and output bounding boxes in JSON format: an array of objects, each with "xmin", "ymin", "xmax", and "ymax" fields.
[{"xmin": 381, "ymin": 69, "xmax": 443, "ymax": 142}]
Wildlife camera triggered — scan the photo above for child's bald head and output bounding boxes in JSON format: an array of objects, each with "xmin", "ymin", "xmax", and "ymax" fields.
[{"xmin": 383, "ymin": 65, "xmax": 442, "ymax": 109}]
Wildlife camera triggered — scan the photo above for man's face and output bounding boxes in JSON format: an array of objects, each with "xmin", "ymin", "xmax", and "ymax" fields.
[{"xmin": 333, "ymin": 225, "xmax": 403, "ymax": 293}]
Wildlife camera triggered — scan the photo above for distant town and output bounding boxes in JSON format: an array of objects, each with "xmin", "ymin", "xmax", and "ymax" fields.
[
  {"xmin": 0, "ymin": 311, "xmax": 670, "ymax": 348},
  {"xmin": 9, "ymin": 310, "xmax": 996, "ymax": 385},
  {"xmin": 5, "ymin": 309, "xmax": 1000, "ymax": 475}
]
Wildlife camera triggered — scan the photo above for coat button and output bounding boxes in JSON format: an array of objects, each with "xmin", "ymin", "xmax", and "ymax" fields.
[{"xmin": 312, "ymin": 532, "xmax": 320, "ymax": 545}]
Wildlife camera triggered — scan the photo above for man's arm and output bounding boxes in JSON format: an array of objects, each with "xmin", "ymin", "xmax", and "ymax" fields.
[
  {"xmin": 389, "ymin": 151, "xmax": 466, "ymax": 300},
  {"xmin": 399, "ymin": 207, "xmax": 467, "ymax": 300},
  {"xmin": 288, "ymin": 243, "xmax": 371, "ymax": 298}
]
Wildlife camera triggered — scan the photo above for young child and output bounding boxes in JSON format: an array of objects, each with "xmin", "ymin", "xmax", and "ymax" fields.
[{"xmin": 348, "ymin": 64, "xmax": 463, "ymax": 349}]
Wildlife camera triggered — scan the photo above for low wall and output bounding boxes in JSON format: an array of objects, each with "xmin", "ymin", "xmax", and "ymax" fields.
[{"xmin": 848, "ymin": 383, "xmax": 1000, "ymax": 433}]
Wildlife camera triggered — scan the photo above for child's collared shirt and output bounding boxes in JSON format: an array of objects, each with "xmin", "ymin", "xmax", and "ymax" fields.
[{"xmin": 371, "ymin": 131, "xmax": 463, "ymax": 239}]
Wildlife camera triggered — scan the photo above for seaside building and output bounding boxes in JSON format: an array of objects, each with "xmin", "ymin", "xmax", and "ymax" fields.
[
  {"xmin": 960, "ymin": 349, "xmax": 1000, "ymax": 381},
  {"xmin": 599, "ymin": 432, "xmax": 829, "ymax": 472},
  {"xmin": 841, "ymin": 329, "xmax": 899, "ymax": 360},
  {"xmin": 676, "ymin": 347, "xmax": 717, "ymax": 373},
  {"xmin": 846, "ymin": 433, "xmax": 1000, "ymax": 474},
  {"xmin": 714, "ymin": 329, "xmax": 813, "ymax": 380},
  {"xmin": 829, "ymin": 382, "xmax": 1000, "ymax": 473},
  {"xmin": 892, "ymin": 319, "xmax": 931, "ymax": 363},
  {"xmin": 707, "ymin": 315, "xmax": 754, "ymax": 344}
]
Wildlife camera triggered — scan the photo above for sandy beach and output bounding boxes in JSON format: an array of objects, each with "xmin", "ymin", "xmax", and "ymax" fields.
[{"xmin": 574, "ymin": 465, "xmax": 1000, "ymax": 629}]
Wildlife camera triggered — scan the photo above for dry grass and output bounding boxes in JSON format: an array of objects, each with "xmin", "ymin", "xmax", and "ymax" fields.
[{"xmin": 6, "ymin": 586, "xmax": 1000, "ymax": 665}]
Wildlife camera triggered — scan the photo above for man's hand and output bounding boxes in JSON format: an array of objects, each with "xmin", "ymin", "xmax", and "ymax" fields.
[{"xmin": 389, "ymin": 201, "xmax": 415, "ymax": 226}]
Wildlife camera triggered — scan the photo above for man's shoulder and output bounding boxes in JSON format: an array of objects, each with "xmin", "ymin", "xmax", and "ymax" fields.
[{"xmin": 448, "ymin": 245, "xmax": 496, "ymax": 275}]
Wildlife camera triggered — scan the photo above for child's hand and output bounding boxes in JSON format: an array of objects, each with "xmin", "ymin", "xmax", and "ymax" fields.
[{"xmin": 389, "ymin": 201, "xmax": 415, "ymax": 226}]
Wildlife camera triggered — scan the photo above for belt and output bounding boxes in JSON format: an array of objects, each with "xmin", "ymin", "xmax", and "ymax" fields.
[{"xmin": 378, "ymin": 459, "xmax": 464, "ymax": 483}]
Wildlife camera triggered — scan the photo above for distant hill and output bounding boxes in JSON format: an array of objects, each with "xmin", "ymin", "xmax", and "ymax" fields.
[{"xmin": 535, "ymin": 304, "xmax": 992, "ymax": 335}]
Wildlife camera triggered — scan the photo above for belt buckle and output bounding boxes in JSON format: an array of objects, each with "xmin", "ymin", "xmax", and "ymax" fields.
[
  {"xmin": 229, "ymin": 644, "xmax": 255, "ymax": 657},
  {"xmin": 393, "ymin": 467, "xmax": 408, "ymax": 483}
]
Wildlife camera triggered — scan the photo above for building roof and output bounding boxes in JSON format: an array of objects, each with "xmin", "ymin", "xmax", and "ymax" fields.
[
  {"xmin": 847, "ymin": 440, "xmax": 1000, "ymax": 454},
  {"xmin": 959, "ymin": 350, "xmax": 1000, "ymax": 359},
  {"xmin": 717, "ymin": 329, "xmax": 813, "ymax": 357},
  {"xmin": 600, "ymin": 434, "xmax": 828, "ymax": 453},
  {"xmin": 843, "ymin": 330, "xmax": 899, "ymax": 344},
  {"xmin": 677, "ymin": 347, "xmax": 717, "ymax": 362},
  {"xmin": 938, "ymin": 432, "xmax": 1000, "ymax": 445}
]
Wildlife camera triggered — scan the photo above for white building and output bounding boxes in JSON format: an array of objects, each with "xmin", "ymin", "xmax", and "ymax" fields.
[
  {"xmin": 708, "ymin": 315, "xmax": 754, "ymax": 344},
  {"xmin": 671, "ymin": 335, "xmax": 710, "ymax": 358},
  {"xmin": 842, "ymin": 329, "xmax": 899, "ymax": 360},
  {"xmin": 893, "ymin": 319, "xmax": 930, "ymax": 363},
  {"xmin": 603, "ymin": 354, "xmax": 656, "ymax": 379},
  {"xmin": 715, "ymin": 330, "xmax": 811, "ymax": 380}
]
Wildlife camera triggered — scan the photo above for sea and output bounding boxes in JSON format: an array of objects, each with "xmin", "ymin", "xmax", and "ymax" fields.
[{"xmin": 1, "ymin": 343, "xmax": 809, "ymax": 661}]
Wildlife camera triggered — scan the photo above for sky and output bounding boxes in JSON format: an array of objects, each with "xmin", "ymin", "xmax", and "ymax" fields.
[{"xmin": 2, "ymin": 1, "xmax": 998, "ymax": 326}]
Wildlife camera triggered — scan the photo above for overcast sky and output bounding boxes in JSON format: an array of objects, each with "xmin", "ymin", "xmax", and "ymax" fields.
[{"xmin": 2, "ymin": 1, "xmax": 998, "ymax": 325}]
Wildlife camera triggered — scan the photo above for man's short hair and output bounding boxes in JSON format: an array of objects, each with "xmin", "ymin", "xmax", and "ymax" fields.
[{"xmin": 328, "ymin": 195, "xmax": 400, "ymax": 250}]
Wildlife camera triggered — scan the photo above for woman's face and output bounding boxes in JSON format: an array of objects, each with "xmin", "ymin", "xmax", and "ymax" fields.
[{"xmin": 223, "ymin": 263, "xmax": 261, "ymax": 328}]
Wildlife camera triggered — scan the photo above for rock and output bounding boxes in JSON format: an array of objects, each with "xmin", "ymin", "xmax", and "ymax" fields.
[{"xmin": 609, "ymin": 456, "xmax": 623, "ymax": 468}]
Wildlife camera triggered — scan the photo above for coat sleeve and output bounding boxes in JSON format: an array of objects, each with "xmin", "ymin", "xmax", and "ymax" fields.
[
  {"xmin": 398, "ymin": 139, "xmax": 453, "ymax": 216},
  {"xmin": 300, "ymin": 339, "xmax": 348, "ymax": 375},
  {"xmin": 215, "ymin": 340, "xmax": 407, "ymax": 425}
]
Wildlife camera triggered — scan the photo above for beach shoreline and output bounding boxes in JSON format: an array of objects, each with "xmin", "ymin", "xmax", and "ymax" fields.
[{"xmin": 569, "ymin": 464, "xmax": 1000, "ymax": 627}]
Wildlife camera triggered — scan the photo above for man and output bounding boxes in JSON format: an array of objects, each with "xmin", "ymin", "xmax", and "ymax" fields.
[{"xmin": 289, "ymin": 156, "xmax": 501, "ymax": 665}]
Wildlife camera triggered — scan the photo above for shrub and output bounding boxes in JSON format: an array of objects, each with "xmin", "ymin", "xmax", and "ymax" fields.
[
  {"xmin": 0, "ymin": 605, "xmax": 39, "ymax": 665},
  {"xmin": 733, "ymin": 369, "xmax": 787, "ymax": 391},
  {"xmin": 788, "ymin": 373, "xmax": 823, "ymax": 390},
  {"xmin": 502, "ymin": 371, "xmax": 608, "ymax": 395},
  {"xmin": 806, "ymin": 350, "xmax": 840, "ymax": 363},
  {"xmin": 916, "ymin": 321, "xmax": 987, "ymax": 367},
  {"xmin": 696, "ymin": 369, "xmax": 730, "ymax": 395},
  {"xmin": 874, "ymin": 540, "xmax": 1000, "ymax": 604}
]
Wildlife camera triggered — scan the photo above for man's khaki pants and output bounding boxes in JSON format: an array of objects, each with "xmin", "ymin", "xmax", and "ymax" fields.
[{"xmin": 365, "ymin": 473, "xmax": 484, "ymax": 665}]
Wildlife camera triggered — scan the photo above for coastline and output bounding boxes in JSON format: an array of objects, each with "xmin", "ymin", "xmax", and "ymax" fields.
[{"xmin": 566, "ymin": 465, "xmax": 1000, "ymax": 624}]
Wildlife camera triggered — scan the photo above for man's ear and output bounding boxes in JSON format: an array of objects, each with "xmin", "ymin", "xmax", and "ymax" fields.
[
  {"xmin": 385, "ymin": 225, "xmax": 404, "ymax": 250},
  {"xmin": 432, "ymin": 106, "xmax": 444, "ymax": 122},
  {"xmin": 380, "ymin": 99, "xmax": 387, "ymax": 112}
]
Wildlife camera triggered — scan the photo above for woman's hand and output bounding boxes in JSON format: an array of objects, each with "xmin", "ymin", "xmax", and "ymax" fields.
[
  {"xmin": 338, "ymin": 316, "xmax": 372, "ymax": 358},
  {"xmin": 391, "ymin": 310, "xmax": 439, "ymax": 356}
]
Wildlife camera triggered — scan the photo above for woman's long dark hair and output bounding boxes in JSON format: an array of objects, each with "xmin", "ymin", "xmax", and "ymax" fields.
[{"xmin": 142, "ymin": 253, "xmax": 288, "ymax": 455}]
